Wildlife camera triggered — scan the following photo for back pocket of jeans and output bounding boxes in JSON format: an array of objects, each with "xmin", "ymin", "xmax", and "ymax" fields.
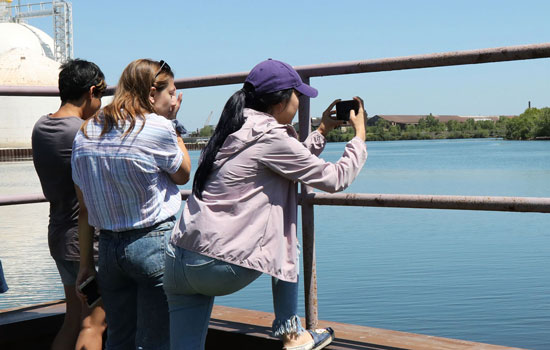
[
  {"xmin": 124, "ymin": 235, "xmax": 165, "ymax": 279},
  {"xmin": 184, "ymin": 258, "xmax": 242, "ymax": 296}
]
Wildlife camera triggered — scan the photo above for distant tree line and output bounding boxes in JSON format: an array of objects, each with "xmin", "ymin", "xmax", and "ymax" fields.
[
  {"xmin": 191, "ymin": 107, "xmax": 550, "ymax": 142},
  {"xmin": 324, "ymin": 107, "xmax": 550, "ymax": 142},
  {"xmin": 502, "ymin": 107, "xmax": 550, "ymax": 140}
]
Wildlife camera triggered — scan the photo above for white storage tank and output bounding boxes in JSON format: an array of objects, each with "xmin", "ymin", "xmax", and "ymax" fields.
[{"xmin": 0, "ymin": 22, "xmax": 60, "ymax": 148}]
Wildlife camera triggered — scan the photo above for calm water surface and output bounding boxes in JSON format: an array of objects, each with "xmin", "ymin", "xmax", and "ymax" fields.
[{"xmin": 1, "ymin": 138, "xmax": 549, "ymax": 349}]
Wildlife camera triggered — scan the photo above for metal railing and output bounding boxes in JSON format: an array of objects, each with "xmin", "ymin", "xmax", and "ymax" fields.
[{"xmin": 1, "ymin": 42, "xmax": 550, "ymax": 329}]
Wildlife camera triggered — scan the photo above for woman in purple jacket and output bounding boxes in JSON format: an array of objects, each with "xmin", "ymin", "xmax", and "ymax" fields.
[{"xmin": 164, "ymin": 59, "xmax": 367, "ymax": 350}]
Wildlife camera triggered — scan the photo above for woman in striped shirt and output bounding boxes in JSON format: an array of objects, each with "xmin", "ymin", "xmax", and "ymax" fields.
[{"xmin": 72, "ymin": 59, "xmax": 191, "ymax": 350}]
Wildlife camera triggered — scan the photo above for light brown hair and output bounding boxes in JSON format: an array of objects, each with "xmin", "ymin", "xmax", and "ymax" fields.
[{"xmin": 83, "ymin": 59, "xmax": 173, "ymax": 137}]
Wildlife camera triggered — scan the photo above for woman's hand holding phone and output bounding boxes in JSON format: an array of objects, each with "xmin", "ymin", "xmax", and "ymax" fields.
[
  {"xmin": 317, "ymin": 99, "xmax": 344, "ymax": 137},
  {"xmin": 349, "ymin": 96, "xmax": 366, "ymax": 141},
  {"xmin": 315, "ymin": 96, "xmax": 366, "ymax": 140}
]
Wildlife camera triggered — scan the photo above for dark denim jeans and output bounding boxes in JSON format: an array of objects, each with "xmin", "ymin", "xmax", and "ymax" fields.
[{"xmin": 98, "ymin": 217, "xmax": 175, "ymax": 350}]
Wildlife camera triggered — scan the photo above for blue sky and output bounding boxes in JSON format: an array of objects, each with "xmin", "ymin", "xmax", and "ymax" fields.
[{"xmin": 26, "ymin": 0, "xmax": 550, "ymax": 132}]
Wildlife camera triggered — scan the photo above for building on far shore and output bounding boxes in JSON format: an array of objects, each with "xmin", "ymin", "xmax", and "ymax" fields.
[
  {"xmin": 367, "ymin": 115, "xmax": 516, "ymax": 128},
  {"xmin": 292, "ymin": 117, "xmax": 322, "ymax": 133}
]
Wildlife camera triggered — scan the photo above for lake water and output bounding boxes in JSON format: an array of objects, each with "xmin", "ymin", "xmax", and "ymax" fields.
[{"xmin": 1, "ymin": 138, "xmax": 549, "ymax": 349}]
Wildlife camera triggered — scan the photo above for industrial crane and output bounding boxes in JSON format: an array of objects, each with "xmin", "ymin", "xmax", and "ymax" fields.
[{"xmin": 204, "ymin": 110, "xmax": 213, "ymax": 127}]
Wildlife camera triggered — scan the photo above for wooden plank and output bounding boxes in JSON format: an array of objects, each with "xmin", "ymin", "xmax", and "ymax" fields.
[
  {"xmin": 210, "ymin": 305, "xmax": 525, "ymax": 350},
  {"xmin": 0, "ymin": 300, "xmax": 65, "ymax": 325},
  {"xmin": 0, "ymin": 302, "xmax": 526, "ymax": 350},
  {"xmin": 0, "ymin": 300, "xmax": 65, "ymax": 349}
]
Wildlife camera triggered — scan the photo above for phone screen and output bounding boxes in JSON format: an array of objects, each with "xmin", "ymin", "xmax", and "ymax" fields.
[
  {"xmin": 80, "ymin": 277, "xmax": 101, "ymax": 307},
  {"xmin": 336, "ymin": 100, "xmax": 359, "ymax": 121}
]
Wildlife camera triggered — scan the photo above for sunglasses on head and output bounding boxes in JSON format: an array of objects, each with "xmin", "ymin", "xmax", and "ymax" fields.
[{"xmin": 154, "ymin": 60, "xmax": 172, "ymax": 79}]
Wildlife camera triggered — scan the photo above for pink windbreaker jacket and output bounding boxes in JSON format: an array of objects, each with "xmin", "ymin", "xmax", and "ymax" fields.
[{"xmin": 171, "ymin": 108, "xmax": 367, "ymax": 282}]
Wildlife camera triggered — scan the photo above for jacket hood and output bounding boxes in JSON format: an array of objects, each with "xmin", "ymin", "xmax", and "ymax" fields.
[{"xmin": 212, "ymin": 108, "xmax": 298, "ymax": 169}]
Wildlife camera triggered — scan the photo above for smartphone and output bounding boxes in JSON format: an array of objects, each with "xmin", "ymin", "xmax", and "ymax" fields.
[
  {"xmin": 78, "ymin": 276, "xmax": 101, "ymax": 308},
  {"xmin": 336, "ymin": 99, "xmax": 359, "ymax": 121}
]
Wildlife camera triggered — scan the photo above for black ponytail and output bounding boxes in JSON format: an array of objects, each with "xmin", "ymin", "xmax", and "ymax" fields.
[{"xmin": 192, "ymin": 83, "xmax": 294, "ymax": 199}]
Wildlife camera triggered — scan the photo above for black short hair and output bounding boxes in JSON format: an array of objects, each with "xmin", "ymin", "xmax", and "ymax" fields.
[{"xmin": 58, "ymin": 59, "xmax": 106, "ymax": 103}]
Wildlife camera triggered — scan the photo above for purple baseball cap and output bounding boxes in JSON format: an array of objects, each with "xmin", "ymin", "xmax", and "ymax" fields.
[{"xmin": 245, "ymin": 59, "xmax": 318, "ymax": 98}]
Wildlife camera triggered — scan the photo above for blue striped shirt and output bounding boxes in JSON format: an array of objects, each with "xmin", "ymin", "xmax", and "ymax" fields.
[{"xmin": 72, "ymin": 113, "xmax": 184, "ymax": 232}]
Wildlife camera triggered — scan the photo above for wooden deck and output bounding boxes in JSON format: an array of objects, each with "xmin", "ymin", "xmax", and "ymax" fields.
[{"xmin": 0, "ymin": 300, "xmax": 525, "ymax": 350}]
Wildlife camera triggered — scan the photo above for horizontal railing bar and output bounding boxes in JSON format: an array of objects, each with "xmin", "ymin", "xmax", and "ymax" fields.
[
  {"xmin": 1, "ymin": 43, "xmax": 549, "ymax": 96},
  {"xmin": 296, "ymin": 42, "xmax": 550, "ymax": 78},
  {"xmin": 0, "ymin": 191, "xmax": 191, "ymax": 207},
  {"xmin": 174, "ymin": 71, "xmax": 249, "ymax": 90},
  {"xmin": 0, "ymin": 86, "xmax": 59, "ymax": 97},
  {"xmin": 152, "ymin": 43, "xmax": 550, "ymax": 89},
  {"xmin": 0, "ymin": 193, "xmax": 48, "ymax": 206},
  {"xmin": 3, "ymin": 191, "xmax": 550, "ymax": 213},
  {"xmin": 301, "ymin": 192, "xmax": 550, "ymax": 213},
  {"xmin": 0, "ymin": 85, "xmax": 117, "ymax": 97}
]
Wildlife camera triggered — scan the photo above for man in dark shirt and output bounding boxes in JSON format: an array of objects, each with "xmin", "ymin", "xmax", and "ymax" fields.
[{"xmin": 32, "ymin": 59, "xmax": 107, "ymax": 350}]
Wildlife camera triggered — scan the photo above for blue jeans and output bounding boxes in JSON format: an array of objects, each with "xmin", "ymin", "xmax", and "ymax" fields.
[
  {"xmin": 98, "ymin": 217, "xmax": 175, "ymax": 350},
  {"xmin": 163, "ymin": 243, "xmax": 304, "ymax": 350}
]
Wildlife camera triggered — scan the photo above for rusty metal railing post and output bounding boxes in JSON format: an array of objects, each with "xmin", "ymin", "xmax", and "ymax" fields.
[{"xmin": 298, "ymin": 76, "xmax": 319, "ymax": 329}]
